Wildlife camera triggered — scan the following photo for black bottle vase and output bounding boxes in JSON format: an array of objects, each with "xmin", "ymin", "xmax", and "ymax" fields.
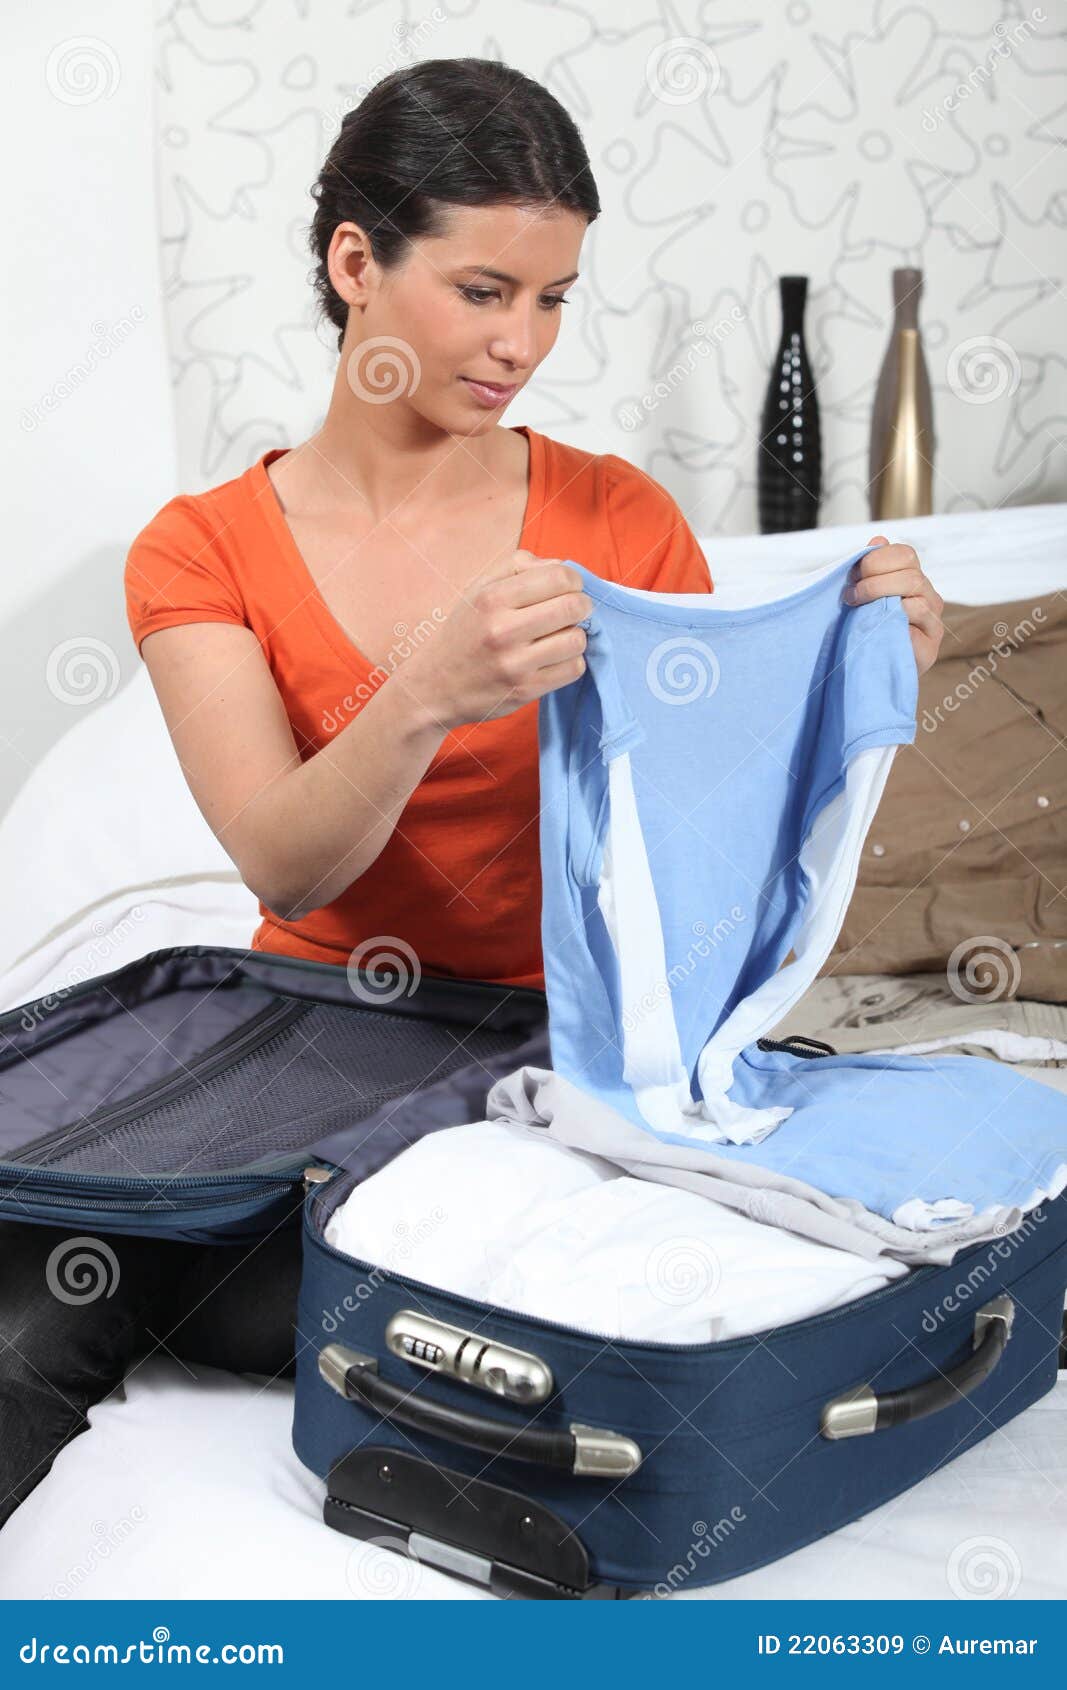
[{"xmin": 757, "ymin": 275, "xmax": 822, "ymax": 533}]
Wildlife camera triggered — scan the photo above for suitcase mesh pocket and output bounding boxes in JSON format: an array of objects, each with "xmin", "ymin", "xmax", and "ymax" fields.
[{"xmin": 14, "ymin": 999, "xmax": 521, "ymax": 1178}]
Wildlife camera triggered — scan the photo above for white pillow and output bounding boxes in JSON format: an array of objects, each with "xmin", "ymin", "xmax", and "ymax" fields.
[
  {"xmin": 696, "ymin": 501, "xmax": 1067, "ymax": 607},
  {"xmin": 0, "ymin": 666, "xmax": 257, "ymax": 1007}
]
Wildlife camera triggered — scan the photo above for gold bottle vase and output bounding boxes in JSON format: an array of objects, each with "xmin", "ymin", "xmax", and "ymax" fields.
[
  {"xmin": 870, "ymin": 330, "xmax": 933, "ymax": 519},
  {"xmin": 869, "ymin": 267, "xmax": 935, "ymax": 521}
]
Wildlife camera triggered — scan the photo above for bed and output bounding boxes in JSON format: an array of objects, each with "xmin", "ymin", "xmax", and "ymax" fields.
[{"xmin": 1, "ymin": 501, "xmax": 1065, "ymax": 1599}]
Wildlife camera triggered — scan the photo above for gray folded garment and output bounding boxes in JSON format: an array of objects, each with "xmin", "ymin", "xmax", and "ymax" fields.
[
  {"xmin": 764, "ymin": 970, "xmax": 1067, "ymax": 1059},
  {"xmin": 485, "ymin": 1063, "xmax": 1038, "ymax": 1268}
]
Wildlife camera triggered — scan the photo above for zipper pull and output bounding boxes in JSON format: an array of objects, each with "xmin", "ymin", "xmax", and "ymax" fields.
[
  {"xmin": 755, "ymin": 1033, "xmax": 837, "ymax": 1058},
  {"xmin": 303, "ymin": 1165, "xmax": 335, "ymax": 1194}
]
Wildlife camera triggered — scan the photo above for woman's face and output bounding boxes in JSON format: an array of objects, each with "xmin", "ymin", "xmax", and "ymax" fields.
[{"xmin": 335, "ymin": 201, "xmax": 587, "ymax": 431}]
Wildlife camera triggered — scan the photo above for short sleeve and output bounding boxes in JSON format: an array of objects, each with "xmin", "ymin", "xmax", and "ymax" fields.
[
  {"xmin": 602, "ymin": 456, "xmax": 714, "ymax": 595},
  {"xmin": 124, "ymin": 495, "xmax": 249, "ymax": 656}
]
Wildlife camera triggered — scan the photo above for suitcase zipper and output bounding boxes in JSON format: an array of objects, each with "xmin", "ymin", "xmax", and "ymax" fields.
[
  {"xmin": 0, "ymin": 1162, "xmax": 303, "ymax": 1213},
  {"xmin": 0, "ymin": 944, "xmax": 548, "ymax": 1048},
  {"xmin": 11, "ymin": 996, "xmax": 311, "ymax": 1167}
]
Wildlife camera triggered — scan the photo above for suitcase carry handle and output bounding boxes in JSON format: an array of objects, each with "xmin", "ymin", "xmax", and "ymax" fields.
[
  {"xmin": 318, "ymin": 1343, "xmax": 642, "ymax": 1479},
  {"xmin": 820, "ymin": 1293, "xmax": 1014, "ymax": 1439}
]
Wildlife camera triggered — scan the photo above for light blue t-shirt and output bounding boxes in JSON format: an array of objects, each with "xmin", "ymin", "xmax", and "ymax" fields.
[
  {"xmin": 538, "ymin": 549, "xmax": 916, "ymax": 1119},
  {"xmin": 536, "ymin": 549, "xmax": 1067, "ymax": 1227}
]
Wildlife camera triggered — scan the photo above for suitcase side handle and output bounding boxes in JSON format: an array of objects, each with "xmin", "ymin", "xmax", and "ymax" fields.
[
  {"xmin": 820, "ymin": 1293, "xmax": 1014, "ymax": 1439},
  {"xmin": 318, "ymin": 1343, "xmax": 642, "ymax": 1479}
]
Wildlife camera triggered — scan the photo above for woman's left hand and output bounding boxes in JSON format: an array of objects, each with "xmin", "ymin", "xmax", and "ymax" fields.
[{"xmin": 843, "ymin": 536, "xmax": 945, "ymax": 678}]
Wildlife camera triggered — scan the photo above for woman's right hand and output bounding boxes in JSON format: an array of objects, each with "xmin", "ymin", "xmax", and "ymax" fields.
[{"xmin": 405, "ymin": 550, "xmax": 594, "ymax": 730}]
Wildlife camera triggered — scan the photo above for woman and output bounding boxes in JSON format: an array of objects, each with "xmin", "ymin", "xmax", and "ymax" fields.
[{"xmin": 0, "ymin": 57, "xmax": 944, "ymax": 1530}]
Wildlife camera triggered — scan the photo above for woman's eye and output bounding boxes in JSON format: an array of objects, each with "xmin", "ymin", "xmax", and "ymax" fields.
[{"xmin": 458, "ymin": 287, "xmax": 570, "ymax": 310}]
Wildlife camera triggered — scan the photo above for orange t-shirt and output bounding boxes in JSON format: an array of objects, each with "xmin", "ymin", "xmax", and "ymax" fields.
[{"xmin": 124, "ymin": 425, "xmax": 714, "ymax": 991}]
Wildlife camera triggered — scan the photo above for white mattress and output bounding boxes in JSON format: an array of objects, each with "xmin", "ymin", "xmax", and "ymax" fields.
[
  {"xmin": 1, "ymin": 499, "xmax": 1065, "ymax": 1596},
  {"xmin": 0, "ymin": 1355, "xmax": 1063, "ymax": 1600}
]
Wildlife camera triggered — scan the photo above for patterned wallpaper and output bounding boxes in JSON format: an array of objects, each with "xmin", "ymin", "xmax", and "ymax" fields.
[{"xmin": 156, "ymin": 0, "xmax": 1066, "ymax": 534}]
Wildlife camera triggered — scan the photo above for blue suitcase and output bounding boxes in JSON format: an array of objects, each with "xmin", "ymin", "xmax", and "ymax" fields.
[
  {"xmin": 1, "ymin": 943, "xmax": 1065, "ymax": 1598},
  {"xmin": 295, "ymin": 1148, "xmax": 1067, "ymax": 1598}
]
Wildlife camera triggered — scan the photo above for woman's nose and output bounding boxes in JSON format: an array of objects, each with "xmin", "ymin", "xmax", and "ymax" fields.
[{"xmin": 489, "ymin": 303, "xmax": 538, "ymax": 369}]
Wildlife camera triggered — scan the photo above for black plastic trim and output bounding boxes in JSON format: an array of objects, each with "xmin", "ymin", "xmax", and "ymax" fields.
[{"xmin": 323, "ymin": 1447, "xmax": 622, "ymax": 1598}]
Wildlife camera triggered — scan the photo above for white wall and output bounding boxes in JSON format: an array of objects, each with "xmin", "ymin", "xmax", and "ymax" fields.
[
  {"xmin": 2, "ymin": 0, "xmax": 176, "ymax": 812},
  {"xmin": 157, "ymin": 1, "xmax": 1066, "ymax": 525}
]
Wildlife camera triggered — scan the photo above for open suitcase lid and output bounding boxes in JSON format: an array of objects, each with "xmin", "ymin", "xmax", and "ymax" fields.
[{"xmin": 0, "ymin": 944, "xmax": 548, "ymax": 1240}]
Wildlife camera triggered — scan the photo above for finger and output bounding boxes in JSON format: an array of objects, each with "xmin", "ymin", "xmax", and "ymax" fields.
[
  {"xmin": 492, "ymin": 559, "xmax": 586, "ymax": 611},
  {"xmin": 846, "ymin": 564, "xmax": 927, "ymax": 603},
  {"xmin": 901, "ymin": 594, "xmax": 943, "ymax": 641},
  {"xmin": 856, "ymin": 541, "xmax": 917, "ymax": 576},
  {"xmin": 476, "ymin": 554, "xmax": 581, "ymax": 601},
  {"xmin": 472, "ymin": 556, "xmax": 591, "ymax": 643},
  {"xmin": 471, "ymin": 548, "xmax": 545, "ymax": 589}
]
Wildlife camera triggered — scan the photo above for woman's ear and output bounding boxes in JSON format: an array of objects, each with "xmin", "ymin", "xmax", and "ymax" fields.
[{"xmin": 328, "ymin": 220, "xmax": 377, "ymax": 311}]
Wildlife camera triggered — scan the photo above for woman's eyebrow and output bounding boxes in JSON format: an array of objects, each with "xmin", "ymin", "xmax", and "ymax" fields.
[{"xmin": 456, "ymin": 266, "xmax": 580, "ymax": 287}]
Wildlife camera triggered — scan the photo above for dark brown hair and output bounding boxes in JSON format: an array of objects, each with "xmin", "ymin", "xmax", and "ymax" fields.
[{"xmin": 309, "ymin": 57, "xmax": 600, "ymax": 352}]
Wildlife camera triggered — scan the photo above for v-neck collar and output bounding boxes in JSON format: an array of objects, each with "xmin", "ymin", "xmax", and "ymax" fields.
[{"xmin": 247, "ymin": 424, "xmax": 545, "ymax": 676}]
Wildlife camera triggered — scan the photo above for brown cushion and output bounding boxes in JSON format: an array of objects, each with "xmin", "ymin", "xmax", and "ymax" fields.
[{"xmin": 821, "ymin": 593, "xmax": 1067, "ymax": 1002}]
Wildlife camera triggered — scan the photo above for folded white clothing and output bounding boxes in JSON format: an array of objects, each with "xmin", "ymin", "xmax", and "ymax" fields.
[
  {"xmin": 325, "ymin": 1118, "xmax": 906, "ymax": 1345},
  {"xmin": 485, "ymin": 1173, "xmax": 906, "ymax": 1343},
  {"xmin": 888, "ymin": 1029, "xmax": 1067, "ymax": 1064},
  {"xmin": 324, "ymin": 1118, "xmax": 617, "ymax": 1299}
]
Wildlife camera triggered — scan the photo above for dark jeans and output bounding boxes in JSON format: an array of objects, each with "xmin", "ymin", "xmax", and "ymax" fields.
[{"xmin": 0, "ymin": 1216, "xmax": 303, "ymax": 1530}]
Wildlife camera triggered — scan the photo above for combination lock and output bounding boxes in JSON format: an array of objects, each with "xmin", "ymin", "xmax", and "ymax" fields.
[{"xmin": 384, "ymin": 1310, "xmax": 553, "ymax": 1405}]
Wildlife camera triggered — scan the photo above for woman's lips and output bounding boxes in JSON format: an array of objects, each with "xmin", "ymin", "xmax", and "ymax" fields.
[{"xmin": 460, "ymin": 376, "xmax": 518, "ymax": 408}]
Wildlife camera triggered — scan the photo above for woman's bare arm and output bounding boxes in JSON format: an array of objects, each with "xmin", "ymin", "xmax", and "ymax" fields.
[
  {"xmin": 138, "ymin": 552, "xmax": 591, "ymax": 923},
  {"xmin": 140, "ymin": 621, "xmax": 449, "ymax": 920}
]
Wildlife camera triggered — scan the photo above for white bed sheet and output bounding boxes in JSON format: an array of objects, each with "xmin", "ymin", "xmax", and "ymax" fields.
[
  {"xmin": 0, "ymin": 1353, "xmax": 1062, "ymax": 1601},
  {"xmin": 2, "ymin": 501, "xmax": 1066, "ymax": 1598}
]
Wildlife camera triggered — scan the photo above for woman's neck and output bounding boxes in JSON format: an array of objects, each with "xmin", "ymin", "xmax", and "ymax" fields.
[{"xmin": 276, "ymin": 407, "xmax": 518, "ymax": 527}]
